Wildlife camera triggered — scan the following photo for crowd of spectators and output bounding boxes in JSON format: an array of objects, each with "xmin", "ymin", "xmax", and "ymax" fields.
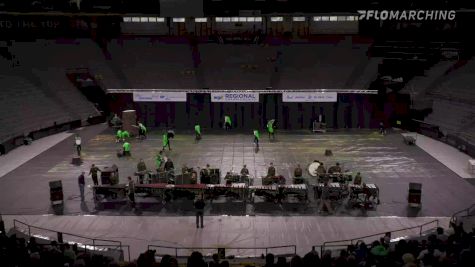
[{"xmin": 1, "ymin": 222, "xmax": 474, "ymax": 267}]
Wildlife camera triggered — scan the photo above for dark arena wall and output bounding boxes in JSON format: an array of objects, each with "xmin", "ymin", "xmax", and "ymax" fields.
[{"xmin": 109, "ymin": 93, "xmax": 409, "ymax": 130}]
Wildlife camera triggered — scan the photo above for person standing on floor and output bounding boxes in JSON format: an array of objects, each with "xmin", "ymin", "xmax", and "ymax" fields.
[
  {"xmin": 127, "ymin": 176, "xmax": 136, "ymax": 210},
  {"xmin": 74, "ymin": 134, "xmax": 82, "ymax": 156},
  {"xmin": 253, "ymin": 129, "xmax": 260, "ymax": 148},
  {"xmin": 194, "ymin": 124, "xmax": 201, "ymax": 142},
  {"xmin": 224, "ymin": 115, "xmax": 232, "ymax": 130},
  {"xmin": 194, "ymin": 194, "xmax": 205, "ymax": 228},
  {"xmin": 267, "ymin": 119, "xmax": 275, "ymax": 141},
  {"xmin": 162, "ymin": 133, "xmax": 171, "ymax": 151},
  {"xmin": 78, "ymin": 171, "xmax": 85, "ymax": 201},
  {"xmin": 138, "ymin": 122, "xmax": 147, "ymax": 140},
  {"xmin": 116, "ymin": 129, "xmax": 123, "ymax": 143},
  {"xmin": 319, "ymin": 181, "xmax": 333, "ymax": 214},
  {"xmin": 89, "ymin": 164, "xmax": 101, "ymax": 186}
]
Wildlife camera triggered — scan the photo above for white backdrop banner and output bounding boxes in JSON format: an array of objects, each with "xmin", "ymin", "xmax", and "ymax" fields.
[
  {"xmin": 282, "ymin": 92, "xmax": 338, "ymax": 102},
  {"xmin": 133, "ymin": 92, "xmax": 187, "ymax": 102},
  {"xmin": 211, "ymin": 92, "xmax": 259, "ymax": 102}
]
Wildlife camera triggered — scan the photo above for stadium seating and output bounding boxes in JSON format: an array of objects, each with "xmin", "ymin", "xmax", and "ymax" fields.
[
  {"xmin": 424, "ymin": 99, "xmax": 475, "ymax": 135},
  {"xmin": 107, "ymin": 39, "xmax": 197, "ymax": 89},
  {"xmin": 277, "ymin": 40, "xmax": 372, "ymax": 89},
  {"xmin": 400, "ymin": 60, "xmax": 455, "ymax": 109},
  {"xmin": 0, "ymin": 39, "xmax": 101, "ymax": 143}
]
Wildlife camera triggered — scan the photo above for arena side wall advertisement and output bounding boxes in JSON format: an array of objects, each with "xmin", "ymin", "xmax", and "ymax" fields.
[{"xmin": 133, "ymin": 92, "xmax": 187, "ymax": 102}]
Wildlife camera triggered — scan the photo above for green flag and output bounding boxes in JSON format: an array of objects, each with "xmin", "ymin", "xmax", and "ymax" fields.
[
  {"xmin": 254, "ymin": 130, "xmax": 260, "ymax": 139},
  {"xmin": 139, "ymin": 123, "xmax": 147, "ymax": 133},
  {"xmin": 121, "ymin": 130, "xmax": 130, "ymax": 139},
  {"xmin": 116, "ymin": 130, "xmax": 123, "ymax": 138},
  {"xmin": 195, "ymin": 124, "xmax": 201, "ymax": 134},
  {"xmin": 225, "ymin": 116, "xmax": 232, "ymax": 125}
]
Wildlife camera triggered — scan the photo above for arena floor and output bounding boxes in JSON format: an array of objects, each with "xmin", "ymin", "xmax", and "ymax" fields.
[{"xmin": 0, "ymin": 123, "xmax": 474, "ymax": 218}]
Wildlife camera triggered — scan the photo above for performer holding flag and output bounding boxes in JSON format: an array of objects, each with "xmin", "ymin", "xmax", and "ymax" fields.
[
  {"xmin": 267, "ymin": 119, "xmax": 275, "ymax": 141},
  {"xmin": 253, "ymin": 129, "xmax": 260, "ymax": 148},
  {"xmin": 162, "ymin": 132, "xmax": 171, "ymax": 151},
  {"xmin": 224, "ymin": 115, "xmax": 232, "ymax": 130},
  {"xmin": 194, "ymin": 124, "xmax": 201, "ymax": 142},
  {"xmin": 137, "ymin": 122, "xmax": 147, "ymax": 139}
]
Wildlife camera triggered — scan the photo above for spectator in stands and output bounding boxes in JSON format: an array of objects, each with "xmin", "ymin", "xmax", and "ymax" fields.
[
  {"xmin": 187, "ymin": 251, "xmax": 206, "ymax": 267},
  {"xmin": 194, "ymin": 195, "xmax": 205, "ymax": 228},
  {"xmin": 208, "ymin": 253, "xmax": 220, "ymax": 267},
  {"xmin": 89, "ymin": 164, "xmax": 101, "ymax": 185},
  {"xmin": 289, "ymin": 255, "xmax": 303, "ymax": 267},
  {"xmin": 276, "ymin": 256, "xmax": 287, "ymax": 267},
  {"xmin": 303, "ymin": 251, "xmax": 320, "ymax": 267},
  {"xmin": 264, "ymin": 253, "xmax": 275, "ymax": 267},
  {"xmin": 219, "ymin": 261, "xmax": 229, "ymax": 267},
  {"xmin": 63, "ymin": 243, "xmax": 76, "ymax": 265},
  {"xmin": 78, "ymin": 171, "xmax": 85, "ymax": 201},
  {"xmin": 436, "ymin": 227, "xmax": 448, "ymax": 242}
]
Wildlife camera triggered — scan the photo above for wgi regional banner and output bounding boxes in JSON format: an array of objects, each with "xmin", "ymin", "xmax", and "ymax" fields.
[
  {"xmin": 282, "ymin": 92, "xmax": 338, "ymax": 102},
  {"xmin": 211, "ymin": 92, "xmax": 259, "ymax": 102},
  {"xmin": 133, "ymin": 91, "xmax": 187, "ymax": 102}
]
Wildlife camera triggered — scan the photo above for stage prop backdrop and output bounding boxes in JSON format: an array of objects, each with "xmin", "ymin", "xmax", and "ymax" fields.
[{"xmin": 109, "ymin": 92, "xmax": 385, "ymax": 130}]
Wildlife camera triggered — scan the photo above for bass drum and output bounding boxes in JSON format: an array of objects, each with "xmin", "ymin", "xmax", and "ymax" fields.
[{"xmin": 308, "ymin": 162, "xmax": 321, "ymax": 177}]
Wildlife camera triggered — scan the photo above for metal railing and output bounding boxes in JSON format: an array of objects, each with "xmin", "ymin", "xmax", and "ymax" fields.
[
  {"xmin": 147, "ymin": 245, "xmax": 297, "ymax": 259},
  {"xmin": 13, "ymin": 219, "xmax": 130, "ymax": 261},
  {"xmin": 450, "ymin": 203, "xmax": 475, "ymax": 225},
  {"xmin": 317, "ymin": 219, "xmax": 439, "ymax": 255}
]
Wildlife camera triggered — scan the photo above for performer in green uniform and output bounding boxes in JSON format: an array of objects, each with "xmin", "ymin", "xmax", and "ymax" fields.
[
  {"xmin": 253, "ymin": 130, "xmax": 260, "ymax": 148},
  {"xmin": 116, "ymin": 129, "xmax": 123, "ymax": 143},
  {"xmin": 121, "ymin": 130, "xmax": 130, "ymax": 142},
  {"xmin": 194, "ymin": 124, "xmax": 201, "ymax": 141},
  {"xmin": 267, "ymin": 119, "xmax": 275, "ymax": 141},
  {"xmin": 123, "ymin": 141, "xmax": 131, "ymax": 156},
  {"xmin": 155, "ymin": 151, "xmax": 164, "ymax": 172},
  {"xmin": 162, "ymin": 133, "xmax": 171, "ymax": 151},
  {"xmin": 138, "ymin": 122, "xmax": 147, "ymax": 139},
  {"xmin": 224, "ymin": 115, "xmax": 232, "ymax": 130}
]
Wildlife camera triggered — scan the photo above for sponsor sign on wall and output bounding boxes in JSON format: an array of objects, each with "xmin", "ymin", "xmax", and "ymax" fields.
[
  {"xmin": 211, "ymin": 92, "xmax": 259, "ymax": 102},
  {"xmin": 133, "ymin": 92, "xmax": 187, "ymax": 102},
  {"xmin": 282, "ymin": 92, "xmax": 338, "ymax": 102}
]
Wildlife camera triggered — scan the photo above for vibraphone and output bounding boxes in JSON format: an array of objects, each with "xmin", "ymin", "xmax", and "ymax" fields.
[
  {"xmin": 249, "ymin": 185, "xmax": 279, "ymax": 202},
  {"xmin": 348, "ymin": 184, "xmax": 380, "ymax": 203},
  {"xmin": 206, "ymin": 183, "xmax": 248, "ymax": 200},
  {"xmin": 313, "ymin": 183, "xmax": 349, "ymax": 201},
  {"xmin": 280, "ymin": 184, "xmax": 308, "ymax": 202}
]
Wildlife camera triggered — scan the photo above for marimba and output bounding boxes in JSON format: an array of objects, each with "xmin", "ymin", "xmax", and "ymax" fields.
[
  {"xmin": 206, "ymin": 183, "xmax": 248, "ymax": 200},
  {"xmin": 348, "ymin": 183, "xmax": 380, "ymax": 209},
  {"xmin": 249, "ymin": 185, "xmax": 279, "ymax": 202},
  {"xmin": 313, "ymin": 183, "xmax": 347, "ymax": 200},
  {"xmin": 280, "ymin": 184, "xmax": 308, "ymax": 202}
]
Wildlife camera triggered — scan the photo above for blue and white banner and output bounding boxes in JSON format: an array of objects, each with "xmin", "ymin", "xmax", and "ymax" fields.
[
  {"xmin": 133, "ymin": 92, "xmax": 187, "ymax": 102},
  {"xmin": 282, "ymin": 92, "xmax": 338, "ymax": 102},
  {"xmin": 211, "ymin": 92, "xmax": 259, "ymax": 102}
]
